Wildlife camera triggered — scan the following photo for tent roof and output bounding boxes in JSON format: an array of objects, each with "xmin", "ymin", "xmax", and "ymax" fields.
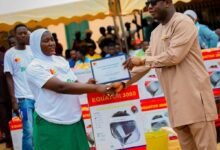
[
  {"xmin": 0, "ymin": 0, "xmax": 191, "ymax": 32},
  {"xmin": 0, "ymin": 0, "xmax": 109, "ymax": 31}
]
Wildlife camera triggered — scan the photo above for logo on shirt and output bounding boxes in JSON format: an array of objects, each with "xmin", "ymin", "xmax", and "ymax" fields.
[
  {"xmin": 14, "ymin": 57, "xmax": 21, "ymax": 63},
  {"xmin": 49, "ymin": 69, "xmax": 57, "ymax": 75},
  {"xmin": 66, "ymin": 79, "xmax": 74, "ymax": 83},
  {"xmin": 20, "ymin": 67, "xmax": 26, "ymax": 72}
]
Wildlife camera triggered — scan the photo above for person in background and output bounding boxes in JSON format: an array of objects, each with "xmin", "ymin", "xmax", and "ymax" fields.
[
  {"xmin": 104, "ymin": 39, "xmax": 123, "ymax": 58},
  {"xmin": 72, "ymin": 31, "xmax": 82, "ymax": 51},
  {"xmin": 52, "ymin": 33, "xmax": 63, "ymax": 56},
  {"xmin": 69, "ymin": 49, "xmax": 77, "ymax": 68},
  {"xmin": 4, "ymin": 24, "xmax": 35, "ymax": 150},
  {"xmin": 97, "ymin": 27, "xmax": 106, "ymax": 48},
  {"xmin": 133, "ymin": 39, "xmax": 143, "ymax": 50},
  {"xmin": 124, "ymin": 22, "xmax": 139, "ymax": 50},
  {"xmin": 115, "ymin": 43, "xmax": 124, "ymax": 55},
  {"xmin": 129, "ymin": 39, "xmax": 145, "ymax": 58},
  {"xmin": 142, "ymin": 16, "xmax": 159, "ymax": 42},
  {"xmin": 113, "ymin": 0, "xmax": 218, "ymax": 149},
  {"xmin": 0, "ymin": 44, "xmax": 13, "ymax": 149},
  {"xmin": 124, "ymin": 22, "xmax": 134, "ymax": 50},
  {"xmin": 84, "ymin": 30, "xmax": 96, "ymax": 51},
  {"xmin": 0, "ymin": 45, "xmax": 6, "ymax": 54},
  {"xmin": 74, "ymin": 44, "xmax": 90, "ymax": 69},
  {"xmin": 142, "ymin": 41, "xmax": 149, "ymax": 52},
  {"xmin": 65, "ymin": 49, "xmax": 77, "ymax": 68},
  {"xmin": 26, "ymin": 29, "xmax": 114, "ymax": 150},
  {"xmin": 26, "ymin": 30, "xmax": 31, "ymax": 45},
  {"xmin": 65, "ymin": 49, "xmax": 71, "ymax": 60},
  {"xmin": 215, "ymin": 29, "xmax": 220, "ymax": 48},
  {"xmin": 97, "ymin": 27, "xmax": 107, "ymax": 57},
  {"xmin": 184, "ymin": 10, "xmax": 219, "ymax": 49},
  {"xmin": 7, "ymin": 35, "xmax": 16, "ymax": 48},
  {"xmin": 86, "ymin": 43, "xmax": 101, "ymax": 61},
  {"xmin": 106, "ymin": 25, "xmax": 117, "ymax": 41}
]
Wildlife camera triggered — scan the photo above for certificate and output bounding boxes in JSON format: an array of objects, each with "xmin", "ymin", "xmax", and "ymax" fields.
[{"xmin": 90, "ymin": 54, "xmax": 130, "ymax": 84}]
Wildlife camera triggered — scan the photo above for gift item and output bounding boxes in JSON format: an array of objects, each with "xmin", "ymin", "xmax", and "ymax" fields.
[{"xmin": 9, "ymin": 117, "xmax": 23, "ymax": 150}]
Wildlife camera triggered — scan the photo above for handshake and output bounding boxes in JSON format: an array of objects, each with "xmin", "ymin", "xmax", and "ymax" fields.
[
  {"xmin": 103, "ymin": 82, "xmax": 127, "ymax": 97},
  {"xmin": 88, "ymin": 78, "xmax": 126, "ymax": 97}
]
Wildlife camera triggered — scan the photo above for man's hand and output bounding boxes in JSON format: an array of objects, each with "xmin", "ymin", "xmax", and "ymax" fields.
[
  {"xmin": 123, "ymin": 57, "xmax": 144, "ymax": 70},
  {"xmin": 111, "ymin": 82, "xmax": 125, "ymax": 93}
]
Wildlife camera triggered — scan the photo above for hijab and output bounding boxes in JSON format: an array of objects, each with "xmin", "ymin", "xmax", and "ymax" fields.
[
  {"xmin": 183, "ymin": 10, "xmax": 197, "ymax": 20},
  {"xmin": 30, "ymin": 28, "xmax": 54, "ymax": 62},
  {"xmin": 30, "ymin": 28, "xmax": 69, "ymax": 73}
]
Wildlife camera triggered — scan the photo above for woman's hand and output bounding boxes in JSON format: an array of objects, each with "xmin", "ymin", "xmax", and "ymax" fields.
[
  {"xmin": 12, "ymin": 99, "xmax": 20, "ymax": 117},
  {"xmin": 96, "ymin": 84, "xmax": 115, "ymax": 96},
  {"xmin": 87, "ymin": 78, "xmax": 96, "ymax": 84}
]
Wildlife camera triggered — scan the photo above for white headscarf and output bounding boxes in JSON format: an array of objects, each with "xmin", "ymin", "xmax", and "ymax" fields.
[
  {"xmin": 30, "ymin": 28, "xmax": 70, "ymax": 73},
  {"xmin": 183, "ymin": 10, "xmax": 197, "ymax": 20},
  {"xmin": 30, "ymin": 28, "xmax": 54, "ymax": 62}
]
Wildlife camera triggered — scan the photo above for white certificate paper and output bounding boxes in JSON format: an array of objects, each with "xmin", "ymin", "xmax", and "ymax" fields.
[{"xmin": 90, "ymin": 55, "xmax": 130, "ymax": 84}]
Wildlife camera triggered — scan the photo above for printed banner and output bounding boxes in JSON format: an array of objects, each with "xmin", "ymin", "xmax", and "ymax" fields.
[
  {"xmin": 87, "ymin": 85, "xmax": 146, "ymax": 150},
  {"xmin": 137, "ymin": 69, "xmax": 164, "ymax": 100},
  {"xmin": 88, "ymin": 85, "xmax": 139, "ymax": 107},
  {"xmin": 141, "ymin": 99, "xmax": 170, "ymax": 133},
  {"xmin": 72, "ymin": 48, "xmax": 220, "ymax": 150}
]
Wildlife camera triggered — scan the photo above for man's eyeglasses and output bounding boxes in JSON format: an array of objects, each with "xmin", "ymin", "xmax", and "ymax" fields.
[{"xmin": 145, "ymin": 0, "xmax": 164, "ymax": 7}]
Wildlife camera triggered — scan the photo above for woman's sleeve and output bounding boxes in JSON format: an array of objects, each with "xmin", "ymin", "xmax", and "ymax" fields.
[{"xmin": 26, "ymin": 64, "xmax": 53, "ymax": 88}]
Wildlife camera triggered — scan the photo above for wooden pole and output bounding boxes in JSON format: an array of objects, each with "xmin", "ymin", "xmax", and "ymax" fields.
[{"xmin": 115, "ymin": 0, "xmax": 129, "ymax": 54}]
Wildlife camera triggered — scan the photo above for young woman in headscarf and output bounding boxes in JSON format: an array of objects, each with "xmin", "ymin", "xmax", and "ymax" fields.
[{"xmin": 26, "ymin": 29, "xmax": 114, "ymax": 150}]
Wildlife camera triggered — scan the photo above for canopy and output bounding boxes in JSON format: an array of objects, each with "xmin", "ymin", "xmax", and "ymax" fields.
[
  {"xmin": 0, "ymin": 0, "xmax": 109, "ymax": 31},
  {"xmin": 0, "ymin": 0, "xmax": 191, "ymax": 32},
  {"xmin": 121, "ymin": 0, "xmax": 192, "ymax": 14}
]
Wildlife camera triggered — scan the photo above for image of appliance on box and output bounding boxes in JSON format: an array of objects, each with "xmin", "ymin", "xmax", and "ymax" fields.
[
  {"xmin": 151, "ymin": 112, "xmax": 169, "ymax": 131},
  {"xmin": 145, "ymin": 81, "xmax": 163, "ymax": 97},
  {"xmin": 110, "ymin": 110, "xmax": 140, "ymax": 146},
  {"xmin": 210, "ymin": 71, "xmax": 220, "ymax": 88}
]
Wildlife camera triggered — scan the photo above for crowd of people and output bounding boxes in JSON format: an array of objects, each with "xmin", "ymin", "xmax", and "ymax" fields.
[
  {"xmin": 64, "ymin": 26, "xmax": 151, "ymax": 69},
  {"xmin": 0, "ymin": 1, "xmax": 220, "ymax": 150}
]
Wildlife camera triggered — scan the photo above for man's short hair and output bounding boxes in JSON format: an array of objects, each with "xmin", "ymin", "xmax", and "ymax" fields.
[{"xmin": 14, "ymin": 24, "xmax": 27, "ymax": 33}]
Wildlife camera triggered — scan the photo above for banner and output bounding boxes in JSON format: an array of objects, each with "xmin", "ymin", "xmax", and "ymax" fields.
[
  {"xmin": 72, "ymin": 48, "xmax": 220, "ymax": 150},
  {"xmin": 87, "ymin": 85, "xmax": 146, "ymax": 150},
  {"xmin": 202, "ymin": 48, "xmax": 220, "ymax": 127}
]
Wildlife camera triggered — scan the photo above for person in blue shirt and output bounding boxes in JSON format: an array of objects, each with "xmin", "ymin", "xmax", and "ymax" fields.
[
  {"xmin": 184, "ymin": 10, "xmax": 219, "ymax": 49},
  {"xmin": 216, "ymin": 29, "xmax": 220, "ymax": 48},
  {"xmin": 68, "ymin": 49, "xmax": 77, "ymax": 68},
  {"xmin": 74, "ymin": 45, "xmax": 90, "ymax": 69},
  {"xmin": 103, "ymin": 39, "xmax": 124, "ymax": 58}
]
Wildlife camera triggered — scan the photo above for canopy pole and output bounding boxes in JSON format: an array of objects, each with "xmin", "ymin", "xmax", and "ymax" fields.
[
  {"xmin": 108, "ymin": 0, "xmax": 122, "ymax": 51},
  {"xmin": 112, "ymin": 15, "xmax": 123, "ymax": 51},
  {"xmin": 115, "ymin": 0, "xmax": 129, "ymax": 54}
]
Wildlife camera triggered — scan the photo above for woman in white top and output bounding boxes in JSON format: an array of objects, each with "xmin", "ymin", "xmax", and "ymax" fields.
[{"xmin": 26, "ymin": 29, "xmax": 113, "ymax": 150}]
